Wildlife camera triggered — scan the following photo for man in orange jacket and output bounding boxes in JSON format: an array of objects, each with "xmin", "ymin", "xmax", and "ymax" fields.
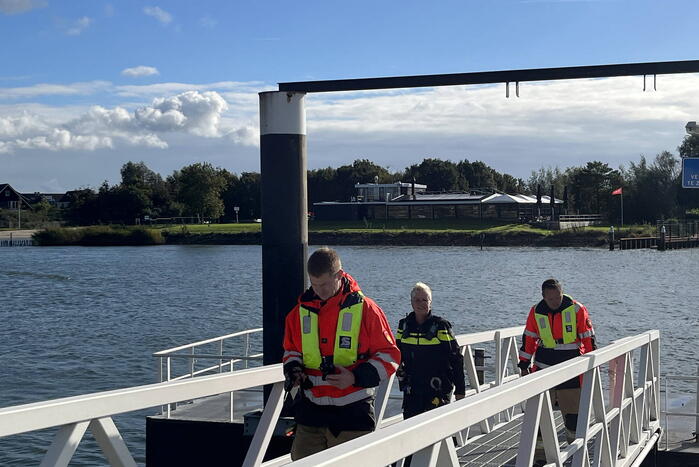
[
  {"xmin": 518, "ymin": 278, "xmax": 597, "ymax": 442},
  {"xmin": 282, "ymin": 248, "xmax": 400, "ymax": 460}
]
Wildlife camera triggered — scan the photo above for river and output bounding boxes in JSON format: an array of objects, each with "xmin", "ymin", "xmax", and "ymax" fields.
[{"xmin": 1, "ymin": 245, "xmax": 697, "ymax": 464}]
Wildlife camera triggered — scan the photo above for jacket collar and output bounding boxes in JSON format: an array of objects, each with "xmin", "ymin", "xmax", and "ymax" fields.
[
  {"xmin": 536, "ymin": 294, "xmax": 574, "ymax": 314},
  {"xmin": 405, "ymin": 311, "xmax": 434, "ymax": 328}
]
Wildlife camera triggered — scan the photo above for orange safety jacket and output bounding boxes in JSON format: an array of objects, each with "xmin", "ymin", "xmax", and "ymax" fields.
[
  {"xmin": 283, "ymin": 272, "xmax": 400, "ymax": 408},
  {"xmin": 518, "ymin": 295, "xmax": 596, "ymax": 376}
]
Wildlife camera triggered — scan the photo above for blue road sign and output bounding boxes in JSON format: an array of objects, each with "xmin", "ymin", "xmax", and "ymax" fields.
[{"xmin": 682, "ymin": 158, "xmax": 699, "ymax": 188}]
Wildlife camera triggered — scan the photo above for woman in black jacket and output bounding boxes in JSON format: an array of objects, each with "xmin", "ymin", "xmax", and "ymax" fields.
[{"xmin": 396, "ymin": 282, "xmax": 467, "ymax": 419}]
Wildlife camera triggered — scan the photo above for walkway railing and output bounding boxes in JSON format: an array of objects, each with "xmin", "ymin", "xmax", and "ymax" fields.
[
  {"xmin": 0, "ymin": 326, "xmax": 522, "ymax": 466},
  {"xmin": 153, "ymin": 327, "xmax": 263, "ymax": 383},
  {"xmin": 0, "ymin": 328, "xmax": 659, "ymax": 467},
  {"xmin": 152, "ymin": 327, "xmax": 263, "ymax": 419},
  {"xmin": 661, "ymin": 365, "xmax": 699, "ymax": 449},
  {"xmin": 288, "ymin": 330, "xmax": 660, "ymax": 467}
]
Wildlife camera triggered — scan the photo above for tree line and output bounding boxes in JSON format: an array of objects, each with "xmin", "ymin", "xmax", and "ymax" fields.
[
  {"xmin": 57, "ymin": 132, "xmax": 697, "ymax": 225},
  {"xmin": 64, "ymin": 162, "xmax": 261, "ymax": 225}
]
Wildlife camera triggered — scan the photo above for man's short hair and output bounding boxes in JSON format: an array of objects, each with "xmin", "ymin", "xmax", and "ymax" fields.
[
  {"xmin": 307, "ymin": 247, "xmax": 342, "ymax": 277},
  {"xmin": 541, "ymin": 278, "xmax": 562, "ymax": 293}
]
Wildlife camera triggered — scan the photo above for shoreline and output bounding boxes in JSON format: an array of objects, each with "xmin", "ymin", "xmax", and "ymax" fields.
[
  {"xmin": 164, "ymin": 230, "xmax": 609, "ymax": 247},
  {"xmin": 30, "ymin": 225, "xmax": 637, "ymax": 248}
]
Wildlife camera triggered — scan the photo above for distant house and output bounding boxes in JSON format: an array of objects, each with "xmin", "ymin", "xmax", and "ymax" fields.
[
  {"xmin": 22, "ymin": 192, "xmax": 71, "ymax": 209},
  {"xmin": 0, "ymin": 184, "xmax": 33, "ymax": 210},
  {"xmin": 313, "ymin": 182, "xmax": 563, "ymax": 221}
]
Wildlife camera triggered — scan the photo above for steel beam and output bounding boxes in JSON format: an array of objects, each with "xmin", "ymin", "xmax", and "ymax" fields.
[{"xmin": 279, "ymin": 60, "xmax": 699, "ymax": 93}]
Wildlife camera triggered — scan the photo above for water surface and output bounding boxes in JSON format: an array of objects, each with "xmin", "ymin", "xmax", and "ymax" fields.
[{"xmin": 1, "ymin": 245, "xmax": 696, "ymax": 464}]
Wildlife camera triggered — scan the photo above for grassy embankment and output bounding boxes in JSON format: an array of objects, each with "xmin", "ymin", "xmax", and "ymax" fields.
[
  {"xmin": 158, "ymin": 220, "xmax": 656, "ymax": 247},
  {"xmin": 33, "ymin": 220, "xmax": 656, "ymax": 246}
]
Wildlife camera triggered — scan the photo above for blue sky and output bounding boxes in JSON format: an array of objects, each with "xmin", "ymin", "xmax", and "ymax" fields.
[{"xmin": 1, "ymin": 0, "xmax": 697, "ymax": 191}]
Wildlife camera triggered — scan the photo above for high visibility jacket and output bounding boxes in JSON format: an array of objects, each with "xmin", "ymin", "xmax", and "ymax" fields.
[
  {"xmin": 518, "ymin": 295, "xmax": 596, "ymax": 377},
  {"xmin": 396, "ymin": 313, "xmax": 466, "ymax": 397},
  {"xmin": 283, "ymin": 272, "xmax": 400, "ymax": 430}
]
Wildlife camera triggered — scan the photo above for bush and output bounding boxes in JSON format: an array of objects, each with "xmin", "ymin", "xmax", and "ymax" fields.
[{"xmin": 34, "ymin": 226, "xmax": 164, "ymax": 246}]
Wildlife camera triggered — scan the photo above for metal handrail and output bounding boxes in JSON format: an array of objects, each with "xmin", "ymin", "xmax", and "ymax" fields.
[
  {"xmin": 0, "ymin": 328, "xmax": 662, "ymax": 466},
  {"xmin": 153, "ymin": 328, "xmax": 262, "ymax": 356},
  {"xmin": 661, "ymin": 367, "xmax": 699, "ymax": 449},
  {"xmin": 0, "ymin": 325, "xmax": 528, "ymax": 466},
  {"xmin": 455, "ymin": 325, "xmax": 523, "ymax": 346},
  {"xmin": 288, "ymin": 330, "xmax": 661, "ymax": 467},
  {"xmin": 0, "ymin": 364, "xmax": 284, "ymax": 438}
]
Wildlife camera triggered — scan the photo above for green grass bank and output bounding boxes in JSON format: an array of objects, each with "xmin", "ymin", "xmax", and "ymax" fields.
[{"xmin": 33, "ymin": 221, "xmax": 656, "ymax": 247}]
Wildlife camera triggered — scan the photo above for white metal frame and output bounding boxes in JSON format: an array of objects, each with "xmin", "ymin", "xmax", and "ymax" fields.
[
  {"xmin": 287, "ymin": 331, "xmax": 661, "ymax": 467},
  {"xmin": 154, "ymin": 327, "xmax": 263, "ymax": 383},
  {"xmin": 153, "ymin": 328, "xmax": 263, "ymax": 418},
  {"xmin": 661, "ymin": 364, "xmax": 699, "ymax": 449},
  {"xmin": 0, "ymin": 365, "xmax": 286, "ymax": 467},
  {"xmin": 0, "ymin": 326, "xmax": 522, "ymax": 466},
  {"xmin": 0, "ymin": 328, "xmax": 660, "ymax": 467}
]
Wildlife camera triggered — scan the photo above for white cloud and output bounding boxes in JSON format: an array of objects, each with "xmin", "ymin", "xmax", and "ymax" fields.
[
  {"xmin": 14, "ymin": 130, "xmax": 113, "ymax": 151},
  {"xmin": 115, "ymin": 80, "xmax": 268, "ymax": 98},
  {"xmin": 0, "ymin": 90, "xmax": 255, "ymax": 153},
  {"xmin": 0, "ymin": 81, "xmax": 112, "ymax": 99},
  {"xmin": 66, "ymin": 16, "xmax": 92, "ymax": 36},
  {"xmin": 226, "ymin": 126, "xmax": 258, "ymax": 146},
  {"xmin": 1, "ymin": 75, "xmax": 697, "ymax": 179},
  {"xmin": 121, "ymin": 66, "xmax": 160, "ymax": 78},
  {"xmin": 143, "ymin": 6, "xmax": 172, "ymax": 24},
  {"xmin": 198, "ymin": 15, "xmax": 217, "ymax": 28},
  {"xmin": 0, "ymin": 0, "xmax": 45, "ymax": 15},
  {"xmin": 305, "ymin": 75, "xmax": 699, "ymax": 142}
]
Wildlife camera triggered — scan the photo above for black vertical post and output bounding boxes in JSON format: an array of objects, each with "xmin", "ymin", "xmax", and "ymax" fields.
[
  {"xmin": 609, "ymin": 226, "xmax": 615, "ymax": 251},
  {"xmin": 259, "ymin": 92, "xmax": 308, "ymax": 382}
]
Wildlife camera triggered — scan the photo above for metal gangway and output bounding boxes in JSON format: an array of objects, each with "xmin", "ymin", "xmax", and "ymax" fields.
[{"xmin": 0, "ymin": 328, "xmax": 663, "ymax": 466}]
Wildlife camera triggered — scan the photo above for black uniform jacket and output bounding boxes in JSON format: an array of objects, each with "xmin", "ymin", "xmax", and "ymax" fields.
[{"xmin": 396, "ymin": 312, "xmax": 466, "ymax": 396}]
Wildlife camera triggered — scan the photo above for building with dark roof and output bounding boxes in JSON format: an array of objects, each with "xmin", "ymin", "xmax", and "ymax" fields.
[
  {"xmin": 0, "ymin": 184, "xmax": 33, "ymax": 210},
  {"xmin": 313, "ymin": 183, "xmax": 563, "ymax": 221}
]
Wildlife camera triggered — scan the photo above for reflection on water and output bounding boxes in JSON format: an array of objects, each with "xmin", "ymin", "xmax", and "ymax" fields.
[{"xmin": 1, "ymin": 245, "xmax": 697, "ymax": 464}]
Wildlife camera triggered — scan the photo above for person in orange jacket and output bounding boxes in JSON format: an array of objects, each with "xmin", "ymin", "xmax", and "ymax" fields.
[
  {"xmin": 518, "ymin": 278, "xmax": 597, "ymax": 443},
  {"xmin": 282, "ymin": 247, "xmax": 400, "ymax": 460}
]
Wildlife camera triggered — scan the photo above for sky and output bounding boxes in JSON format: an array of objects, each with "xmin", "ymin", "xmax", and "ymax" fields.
[{"xmin": 0, "ymin": 0, "xmax": 697, "ymax": 192}]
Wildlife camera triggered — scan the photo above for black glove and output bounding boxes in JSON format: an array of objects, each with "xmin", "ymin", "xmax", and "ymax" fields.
[
  {"xmin": 518, "ymin": 360, "xmax": 530, "ymax": 376},
  {"xmin": 284, "ymin": 364, "xmax": 307, "ymax": 391}
]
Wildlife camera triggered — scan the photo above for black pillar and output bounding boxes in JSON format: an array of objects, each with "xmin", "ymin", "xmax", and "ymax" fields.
[{"xmin": 259, "ymin": 91, "xmax": 308, "ymax": 369}]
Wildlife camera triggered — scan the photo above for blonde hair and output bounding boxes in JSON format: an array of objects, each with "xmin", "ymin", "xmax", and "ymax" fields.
[{"xmin": 410, "ymin": 282, "xmax": 432, "ymax": 301}]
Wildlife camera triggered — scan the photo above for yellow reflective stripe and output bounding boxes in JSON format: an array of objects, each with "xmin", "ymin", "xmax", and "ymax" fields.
[
  {"xmin": 300, "ymin": 294, "xmax": 364, "ymax": 369},
  {"xmin": 535, "ymin": 304, "xmax": 578, "ymax": 348},
  {"xmin": 299, "ymin": 307, "xmax": 321, "ymax": 369},
  {"xmin": 535, "ymin": 313, "xmax": 555, "ymax": 348},
  {"xmin": 561, "ymin": 305, "xmax": 577, "ymax": 344},
  {"xmin": 334, "ymin": 299, "xmax": 363, "ymax": 366},
  {"xmin": 437, "ymin": 329, "xmax": 455, "ymax": 341},
  {"xmin": 399, "ymin": 336, "xmax": 441, "ymax": 345}
]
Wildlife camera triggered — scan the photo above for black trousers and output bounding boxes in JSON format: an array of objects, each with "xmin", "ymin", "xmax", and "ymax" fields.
[{"xmin": 402, "ymin": 392, "xmax": 450, "ymax": 419}]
